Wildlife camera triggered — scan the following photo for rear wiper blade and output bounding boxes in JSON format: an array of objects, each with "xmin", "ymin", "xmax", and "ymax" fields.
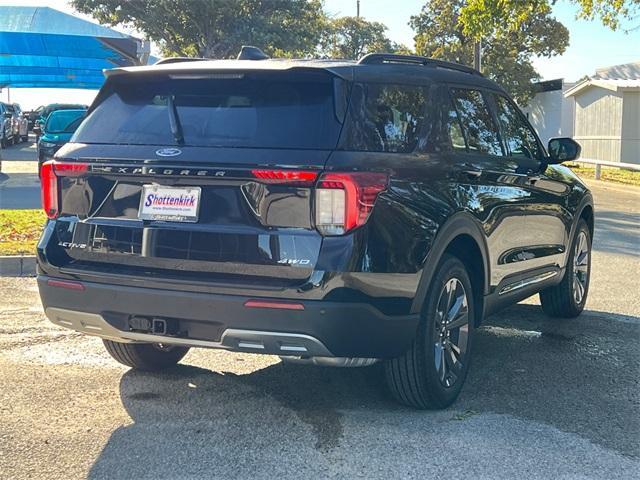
[{"xmin": 167, "ymin": 95, "xmax": 184, "ymax": 145}]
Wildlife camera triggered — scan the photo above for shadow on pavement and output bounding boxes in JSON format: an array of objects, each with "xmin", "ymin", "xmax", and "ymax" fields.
[
  {"xmin": 87, "ymin": 303, "xmax": 639, "ymax": 478},
  {"xmin": 593, "ymin": 209, "xmax": 640, "ymax": 257}
]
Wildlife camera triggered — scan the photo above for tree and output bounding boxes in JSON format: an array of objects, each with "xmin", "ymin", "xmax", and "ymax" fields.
[
  {"xmin": 411, "ymin": 0, "xmax": 569, "ymax": 103},
  {"xmin": 460, "ymin": 0, "xmax": 640, "ymax": 39},
  {"xmin": 71, "ymin": 0, "xmax": 327, "ymax": 59},
  {"xmin": 321, "ymin": 16, "xmax": 407, "ymax": 60}
]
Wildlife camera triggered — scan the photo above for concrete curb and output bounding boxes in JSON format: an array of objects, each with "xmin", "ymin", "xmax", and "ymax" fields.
[{"xmin": 0, "ymin": 255, "xmax": 36, "ymax": 277}]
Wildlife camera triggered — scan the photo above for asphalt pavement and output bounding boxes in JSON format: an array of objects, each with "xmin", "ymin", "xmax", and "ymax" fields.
[
  {"xmin": 0, "ymin": 138, "xmax": 40, "ymax": 209},
  {"xmin": 0, "ymin": 177, "xmax": 639, "ymax": 479}
]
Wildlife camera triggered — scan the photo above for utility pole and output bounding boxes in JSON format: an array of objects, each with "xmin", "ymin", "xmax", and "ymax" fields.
[
  {"xmin": 473, "ymin": 39, "xmax": 482, "ymax": 73},
  {"xmin": 357, "ymin": 0, "xmax": 360, "ymax": 18}
]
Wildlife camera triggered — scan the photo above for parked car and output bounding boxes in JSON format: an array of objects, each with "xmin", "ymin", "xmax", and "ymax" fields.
[
  {"xmin": 37, "ymin": 108, "xmax": 86, "ymax": 171},
  {"xmin": 0, "ymin": 102, "xmax": 15, "ymax": 147},
  {"xmin": 10, "ymin": 103, "xmax": 29, "ymax": 143},
  {"xmin": 37, "ymin": 51, "xmax": 593, "ymax": 409},
  {"xmin": 26, "ymin": 105, "xmax": 44, "ymax": 131},
  {"xmin": 33, "ymin": 103, "xmax": 88, "ymax": 136}
]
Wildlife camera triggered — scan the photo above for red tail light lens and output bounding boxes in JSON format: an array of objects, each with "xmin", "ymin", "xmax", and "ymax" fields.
[
  {"xmin": 315, "ymin": 172, "xmax": 388, "ymax": 235},
  {"xmin": 40, "ymin": 161, "xmax": 58, "ymax": 219},
  {"xmin": 40, "ymin": 161, "xmax": 88, "ymax": 219},
  {"xmin": 251, "ymin": 169, "xmax": 318, "ymax": 186}
]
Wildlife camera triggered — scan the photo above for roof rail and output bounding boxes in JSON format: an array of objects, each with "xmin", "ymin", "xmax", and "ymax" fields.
[
  {"xmin": 357, "ymin": 53, "xmax": 482, "ymax": 76},
  {"xmin": 154, "ymin": 57, "xmax": 209, "ymax": 65}
]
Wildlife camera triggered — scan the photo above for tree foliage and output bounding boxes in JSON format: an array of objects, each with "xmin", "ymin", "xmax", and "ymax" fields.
[
  {"xmin": 411, "ymin": 0, "xmax": 569, "ymax": 103},
  {"xmin": 71, "ymin": 0, "xmax": 327, "ymax": 59},
  {"xmin": 321, "ymin": 16, "xmax": 405, "ymax": 60},
  {"xmin": 460, "ymin": 0, "xmax": 640, "ymax": 39}
]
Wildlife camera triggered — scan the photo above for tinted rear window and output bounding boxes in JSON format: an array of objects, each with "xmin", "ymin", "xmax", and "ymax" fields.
[
  {"xmin": 74, "ymin": 72, "xmax": 343, "ymax": 149},
  {"xmin": 340, "ymin": 83, "xmax": 428, "ymax": 153}
]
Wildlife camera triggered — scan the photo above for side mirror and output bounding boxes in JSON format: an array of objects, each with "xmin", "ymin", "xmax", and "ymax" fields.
[{"xmin": 547, "ymin": 137, "xmax": 581, "ymax": 164}]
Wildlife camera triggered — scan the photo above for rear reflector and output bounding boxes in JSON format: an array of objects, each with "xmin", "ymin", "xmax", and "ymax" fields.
[
  {"xmin": 251, "ymin": 169, "xmax": 318, "ymax": 186},
  {"xmin": 46, "ymin": 279, "xmax": 85, "ymax": 291},
  {"xmin": 40, "ymin": 161, "xmax": 89, "ymax": 219},
  {"xmin": 244, "ymin": 299, "xmax": 305, "ymax": 310}
]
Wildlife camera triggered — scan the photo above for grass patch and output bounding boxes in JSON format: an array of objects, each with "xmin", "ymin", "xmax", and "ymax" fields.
[
  {"xmin": 567, "ymin": 163, "xmax": 640, "ymax": 187},
  {"xmin": 0, "ymin": 209, "xmax": 46, "ymax": 256}
]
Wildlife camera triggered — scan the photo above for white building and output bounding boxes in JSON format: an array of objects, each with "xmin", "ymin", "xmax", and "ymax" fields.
[
  {"xmin": 524, "ymin": 79, "xmax": 576, "ymax": 145},
  {"xmin": 525, "ymin": 61, "xmax": 640, "ymax": 165}
]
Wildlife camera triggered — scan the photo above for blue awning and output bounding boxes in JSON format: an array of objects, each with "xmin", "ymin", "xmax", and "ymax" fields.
[{"xmin": 0, "ymin": 6, "xmax": 145, "ymax": 89}]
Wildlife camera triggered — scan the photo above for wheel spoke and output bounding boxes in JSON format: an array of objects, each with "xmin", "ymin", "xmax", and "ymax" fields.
[
  {"xmin": 444, "ymin": 344, "xmax": 460, "ymax": 385},
  {"xmin": 573, "ymin": 276, "xmax": 584, "ymax": 303},
  {"xmin": 575, "ymin": 263, "xmax": 588, "ymax": 273},
  {"xmin": 576, "ymin": 250, "xmax": 589, "ymax": 266},
  {"xmin": 445, "ymin": 342, "xmax": 461, "ymax": 367},
  {"xmin": 446, "ymin": 279, "xmax": 457, "ymax": 312},
  {"xmin": 447, "ymin": 294, "xmax": 464, "ymax": 322},
  {"xmin": 434, "ymin": 342, "xmax": 446, "ymax": 381},
  {"xmin": 577, "ymin": 233, "xmax": 585, "ymax": 256},
  {"xmin": 577, "ymin": 278, "xmax": 585, "ymax": 300},
  {"xmin": 447, "ymin": 308, "xmax": 468, "ymax": 330}
]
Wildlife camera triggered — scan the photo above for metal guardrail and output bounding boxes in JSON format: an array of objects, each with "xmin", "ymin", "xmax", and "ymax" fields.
[{"xmin": 573, "ymin": 158, "xmax": 640, "ymax": 180}]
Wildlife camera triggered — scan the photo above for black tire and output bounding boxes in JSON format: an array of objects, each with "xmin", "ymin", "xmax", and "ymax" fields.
[
  {"xmin": 102, "ymin": 340, "xmax": 190, "ymax": 371},
  {"xmin": 540, "ymin": 219, "xmax": 591, "ymax": 318},
  {"xmin": 385, "ymin": 254, "xmax": 475, "ymax": 409}
]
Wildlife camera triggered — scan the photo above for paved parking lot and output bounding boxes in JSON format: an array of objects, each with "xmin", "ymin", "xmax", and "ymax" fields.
[
  {"xmin": 0, "ymin": 181, "xmax": 638, "ymax": 479},
  {"xmin": 0, "ymin": 138, "xmax": 40, "ymax": 209}
]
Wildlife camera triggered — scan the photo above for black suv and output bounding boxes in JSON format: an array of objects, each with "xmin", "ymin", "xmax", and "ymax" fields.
[{"xmin": 37, "ymin": 52, "xmax": 593, "ymax": 409}]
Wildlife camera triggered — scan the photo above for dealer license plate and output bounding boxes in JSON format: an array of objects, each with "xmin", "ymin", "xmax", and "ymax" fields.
[{"xmin": 138, "ymin": 185, "xmax": 201, "ymax": 222}]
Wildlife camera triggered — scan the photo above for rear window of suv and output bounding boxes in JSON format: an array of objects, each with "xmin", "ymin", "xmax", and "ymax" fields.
[
  {"xmin": 74, "ymin": 71, "xmax": 343, "ymax": 150},
  {"xmin": 341, "ymin": 83, "xmax": 428, "ymax": 153}
]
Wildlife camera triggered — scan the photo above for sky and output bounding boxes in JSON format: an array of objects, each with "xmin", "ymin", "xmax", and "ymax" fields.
[{"xmin": 1, "ymin": 0, "xmax": 639, "ymax": 109}]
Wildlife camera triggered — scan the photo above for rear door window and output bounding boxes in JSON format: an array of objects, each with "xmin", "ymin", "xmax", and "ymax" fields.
[
  {"xmin": 342, "ymin": 83, "xmax": 427, "ymax": 153},
  {"xmin": 493, "ymin": 94, "xmax": 542, "ymax": 160},
  {"xmin": 74, "ymin": 71, "xmax": 343, "ymax": 150},
  {"xmin": 449, "ymin": 88, "xmax": 502, "ymax": 156}
]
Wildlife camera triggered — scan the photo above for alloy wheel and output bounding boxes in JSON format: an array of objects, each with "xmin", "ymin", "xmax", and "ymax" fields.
[
  {"xmin": 573, "ymin": 231, "xmax": 590, "ymax": 305},
  {"xmin": 433, "ymin": 278, "xmax": 470, "ymax": 388}
]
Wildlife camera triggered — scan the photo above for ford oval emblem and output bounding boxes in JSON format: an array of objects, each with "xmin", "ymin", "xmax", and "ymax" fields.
[{"xmin": 155, "ymin": 148, "xmax": 182, "ymax": 157}]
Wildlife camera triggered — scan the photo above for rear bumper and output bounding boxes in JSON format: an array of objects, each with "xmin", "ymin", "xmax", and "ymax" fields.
[{"xmin": 37, "ymin": 275, "xmax": 420, "ymax": 358}]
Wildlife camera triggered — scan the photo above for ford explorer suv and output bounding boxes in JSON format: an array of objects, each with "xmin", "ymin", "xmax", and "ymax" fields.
[{"xmin": 37, "ymin": 51, "xmax": 593, "ymax": 409}]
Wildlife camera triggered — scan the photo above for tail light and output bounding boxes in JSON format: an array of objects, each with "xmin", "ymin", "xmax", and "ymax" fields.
[
  {"xmin": 40, "ymin": 160, "xmax": 88, "ymax": 219},
  {"xmin": 251, "ymin": 169, "xmax": 318, "ymax": 186},
  {"xmin": 315, "ymin": 172, "xmax": 388, "ymax": 235}
]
